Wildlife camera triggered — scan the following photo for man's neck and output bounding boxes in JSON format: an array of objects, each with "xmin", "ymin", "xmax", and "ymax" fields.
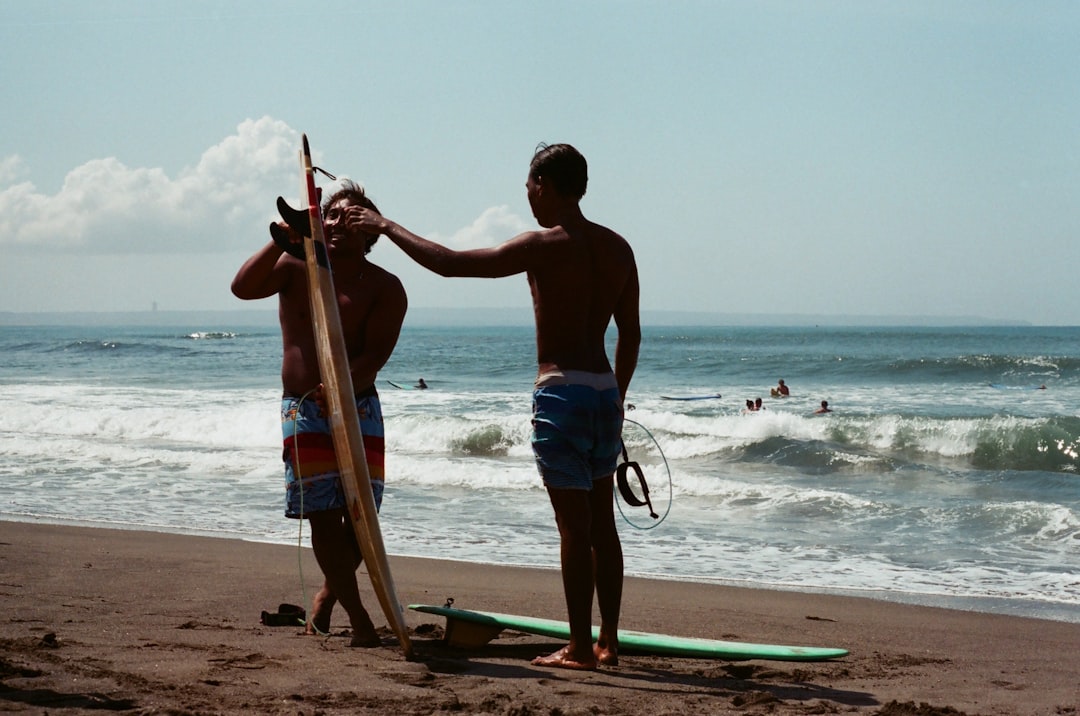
[
  {"xmin": 545, "ymin": 202, "xmax": 586, "ymax": 231},
  {"xmin": 332, "ymin": 255, "xmax": 368, "ymax": 280}
]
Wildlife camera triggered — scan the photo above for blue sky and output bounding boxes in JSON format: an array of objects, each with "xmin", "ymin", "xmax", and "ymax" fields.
[{"xmin": 1, "ymin": 1, "xmax": 1077, "ymax": 324}]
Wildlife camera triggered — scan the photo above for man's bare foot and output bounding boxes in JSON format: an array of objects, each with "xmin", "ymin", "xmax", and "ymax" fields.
[
  {"xmin": 305, "ymin": 609, "xmax": 332, "ymax": 636},
  {"xmin": 349, "ymin": 629, "xmax": 382, "ymax": 648},
  {"xmin": 346, "ymin": 611, "xmax": 380, "ymax": 648},
  {"xmin": 531, "ymin": 645, "xmax": 597, "ymax": 671},
  {"xmin": 306, "ymin": 589, "xmax": 334, "ymax": 635},
  {"xmin": 594, "ymin": 642, "xmax": 619, "ymax": 666},
  {"xmin": 594, "ymin": 630, "xmax": 618, "ymax": 666}
]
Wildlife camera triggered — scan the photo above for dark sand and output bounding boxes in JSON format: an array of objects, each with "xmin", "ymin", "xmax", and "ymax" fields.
[{"xmin": 2, "ymin": 521, "xmax": 1077, "ymax": 715}]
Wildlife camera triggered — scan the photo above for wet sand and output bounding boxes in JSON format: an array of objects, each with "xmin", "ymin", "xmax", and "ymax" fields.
[{"xmin": 2, "ymin": 521, "xmax": 1077, "ymax": 715}]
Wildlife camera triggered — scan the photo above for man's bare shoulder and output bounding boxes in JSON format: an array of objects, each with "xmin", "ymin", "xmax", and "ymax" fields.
[
  {"xmin": 497, "ymin": 228, "xmax": 568, "ymax": 262},
  {"xmin": 585, "ymin": 221, "xmax": 634, "ymax": 258},
  {"xmin": 587, "ymin": 219, "xmax": 628, "ymax": 241},
  {"xmin": 363, "ymin": 261, "xmax": 406, "ymax": 292},
  {"xmin": 516, "ymin": 227, "xmax": 563, "ymax": 245}
]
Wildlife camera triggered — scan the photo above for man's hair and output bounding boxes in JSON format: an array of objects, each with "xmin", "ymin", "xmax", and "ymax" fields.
[
  {"xmin": 322, "ymin": 179, "xmax": 380, "ymax": 254},
  {"xmin": 529, "ymin": 143, "xmax": 588, "ymax": 200}
]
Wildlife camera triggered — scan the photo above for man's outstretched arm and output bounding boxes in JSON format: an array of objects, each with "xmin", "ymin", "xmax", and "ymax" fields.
[{"xmin": 349, "ymin": 206, "xmax": 537, "ymax": 279}]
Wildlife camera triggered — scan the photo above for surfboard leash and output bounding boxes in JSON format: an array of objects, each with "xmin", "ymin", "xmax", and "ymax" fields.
[
  {"xmin": 616, "ymin": 443, "xmax": 658, "ymax": 519},
  {"xmin": 615, "ymin": 418, "xmax": 673, "ymax": 530}
]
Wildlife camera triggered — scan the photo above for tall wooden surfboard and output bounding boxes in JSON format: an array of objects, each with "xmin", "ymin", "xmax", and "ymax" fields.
[{"xmin": 295, "ymin": 134, "xmax": 412, "ymax": 658}]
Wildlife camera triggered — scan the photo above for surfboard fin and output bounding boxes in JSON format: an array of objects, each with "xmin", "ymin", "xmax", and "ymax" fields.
[
  {"xmin": 428, "ymin": 599, "xmax": 505, "ymax": 648},
  {"xmin": 269, "ymin": 222, "xmax": 306, "ymax": 260},
  {"xmin": 277, "ymin": 196, "xmax": 312, "ymax": 237},
  {"xmin": 270, "ymin": 195, "xmax": 315, "ymax": 260}
]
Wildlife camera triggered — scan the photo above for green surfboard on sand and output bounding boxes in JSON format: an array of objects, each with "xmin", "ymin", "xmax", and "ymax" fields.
[{"xmin": 409, "ymin": 604, "xmax": 848, "ymax": 662}]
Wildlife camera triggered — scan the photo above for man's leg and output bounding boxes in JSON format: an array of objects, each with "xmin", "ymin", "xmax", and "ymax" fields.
[
  {"xmin": 590, "ymin": 474, "xmax": 622, "ymax": 665},
  {"xmin": 531, "ymin": 487, "xmax": 598, "ymax": 670},
  {"xmin": 307, "ymin": 509, "xmax": 379, "ymax": 647},
  {"xmin": 307, "ymin": 581, "xmax": 335, "ymax": 635}
]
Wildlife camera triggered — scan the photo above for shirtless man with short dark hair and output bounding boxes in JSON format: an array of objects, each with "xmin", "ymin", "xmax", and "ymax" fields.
[
  {"xmin": 351, "ymin": 143, "xmax": 641, "ymax": 670},
  {"xmin": 231, "ymin": 182, "xmax": 407, "ymax": 647}
]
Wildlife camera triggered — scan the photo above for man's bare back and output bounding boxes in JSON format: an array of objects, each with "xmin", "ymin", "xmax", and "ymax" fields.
[{"xmin": 527, "ymin": 220, "xmax": 637, "ymax": 378}]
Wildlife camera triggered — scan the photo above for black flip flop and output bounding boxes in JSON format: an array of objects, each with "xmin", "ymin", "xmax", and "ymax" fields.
[{"xmin": 260, "ymin": 603, "xmax": 306, "ymax": 627}]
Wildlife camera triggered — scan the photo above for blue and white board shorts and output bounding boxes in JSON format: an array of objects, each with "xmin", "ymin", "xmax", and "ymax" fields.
[{"xmin": 531, "ymin": 370, "xmax": 623, "ymax": 491}]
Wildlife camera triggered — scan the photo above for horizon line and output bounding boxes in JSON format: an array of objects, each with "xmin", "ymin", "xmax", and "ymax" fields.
[{"xmin": 0, "ymin": 307, "xmax": 1058, "ymax": 328}]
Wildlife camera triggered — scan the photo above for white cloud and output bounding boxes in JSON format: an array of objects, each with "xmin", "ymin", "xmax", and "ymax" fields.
[
  {"xmin": 432, "ymin": 205, "xmax": 532, "ymax": 250},
  {"xmin": 0, "ymin": 116, "xmax": 301, "ymax": 254},
  {"xmin": 0, "ymin": 155, "xmax": 27, "ymax": 184},
  {"xmin": 0, "ymin": 118, "xmax": 534, "ymax": 273}
]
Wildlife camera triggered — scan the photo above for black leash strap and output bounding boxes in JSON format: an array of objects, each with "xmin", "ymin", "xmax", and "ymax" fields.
[{"xmin": 616, "ymin": 442, "xmax": 658, "ymax": 519}]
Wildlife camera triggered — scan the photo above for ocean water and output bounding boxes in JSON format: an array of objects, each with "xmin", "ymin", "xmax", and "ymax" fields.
[{"xmin": 2, "ymin": 322, "xmax": 1078, "ymax": 622}]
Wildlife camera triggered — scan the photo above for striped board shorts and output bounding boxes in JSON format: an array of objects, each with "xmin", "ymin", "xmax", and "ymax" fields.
[{"xmin": 280, "ymin": 388, "xmax": 385, "ymax": 518}]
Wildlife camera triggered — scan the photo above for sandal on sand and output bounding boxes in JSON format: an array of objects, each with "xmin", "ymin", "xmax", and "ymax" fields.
[{"xmin": 261, "ymin": 603, "xmax": 306, "ymax": 627}]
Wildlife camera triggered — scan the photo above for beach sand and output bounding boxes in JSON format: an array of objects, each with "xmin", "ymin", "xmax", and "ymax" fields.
[{"xmin": 2, "ymin": 521, "xmax": 1077, "ymax": 715}]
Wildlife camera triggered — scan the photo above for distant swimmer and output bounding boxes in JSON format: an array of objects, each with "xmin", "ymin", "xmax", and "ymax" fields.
[
  {"xmin": 770, "ymin": 379, "xmax": 790, "ymax": 398},
  {"xmin": 416, "ymin": 378, "xmax": 428, "ymax": 390},
  {"xmin": 814, "ymin": 400, "xmax": 832, "ymax": 414},
  {"xmin": 742, "ymin": 399, "xmax": 756, "ymax": 414},
  {"xmin": 754, "ymin": 397, "xmax": 765, "ymax": 411}
]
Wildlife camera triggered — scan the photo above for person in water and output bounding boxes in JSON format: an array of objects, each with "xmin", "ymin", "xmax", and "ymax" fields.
[
  {"xmin": 770, "ymin": 378, "xmax": 790, "ymax": 397},
  {"xmin": 348, "ymin": 143, "xmax": 640, "ymax": 671},
  {"xmin": 231, "ymin": 181, "xmax": 407, "ymax": 647},
  {"xmin": 815, "ymin": 400, "xmax": 832, "ymax": 414},
  {"xmin": 416, "ymin": 378, "xmax": 428, "ymax": 389}
]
